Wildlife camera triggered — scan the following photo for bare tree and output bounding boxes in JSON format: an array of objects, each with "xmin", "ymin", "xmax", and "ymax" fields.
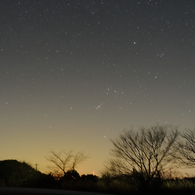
[
  {"xmin": 47, "ymin": 150, "xmax": 87, "ymax": 177},
  {"xmin": 107, "ymin": 125, "xmax": 179, "ymax": 183},
  {"xmin": 177, "ymin": 128, "xmax": 195, "ymax": 166},
  {"xmin": 72, "ymin": 151, "xmax": 87, "ymax": 170}
]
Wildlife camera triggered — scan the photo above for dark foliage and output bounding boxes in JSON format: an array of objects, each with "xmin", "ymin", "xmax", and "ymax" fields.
[
  {"xmin": 1, "ymin": 160, "xmax": 195, "ymax": 194},
  {"xmin": 0, "ymin": 160, "xmax": 55, "ymax": 188},
  {"xmin": 58, "ymin": 171, "xmax": 101, "ymax": 192}
]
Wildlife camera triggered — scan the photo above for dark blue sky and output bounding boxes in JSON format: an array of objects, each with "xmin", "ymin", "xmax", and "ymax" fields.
[{"xmin": 0, "ymin": 0, "xmax": 195, "ymax": 175}]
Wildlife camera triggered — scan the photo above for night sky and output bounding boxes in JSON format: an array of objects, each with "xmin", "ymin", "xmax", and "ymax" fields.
[{"xmin": 0, "ymin": 0, "xmax": 195, "ymax": 175}]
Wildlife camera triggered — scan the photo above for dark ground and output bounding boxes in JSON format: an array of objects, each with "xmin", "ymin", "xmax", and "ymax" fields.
[{"xmin": 0, "ymin": 188, "xmax": 114, "ymax": 195}]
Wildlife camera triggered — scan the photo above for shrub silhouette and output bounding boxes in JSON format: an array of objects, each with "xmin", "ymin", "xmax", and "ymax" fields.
[{"xmin": 0, "ymin": 160, "xmax": 55, "ymax": 188}]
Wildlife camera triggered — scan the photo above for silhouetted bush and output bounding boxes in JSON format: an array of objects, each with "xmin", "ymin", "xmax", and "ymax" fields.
[{"xmin": 0, "ymin": 160, "xmax": 56, "ymax": 188}]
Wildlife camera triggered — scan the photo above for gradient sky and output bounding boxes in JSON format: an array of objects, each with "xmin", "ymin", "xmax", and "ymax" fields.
[{"xmin": 0, "ymin": 0, "xmax": 195, "ymax": 175}]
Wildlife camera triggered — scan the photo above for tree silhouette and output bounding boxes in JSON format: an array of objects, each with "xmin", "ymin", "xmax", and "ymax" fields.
[
  {"xmin": 47, "ymin": 150, "xmax": 87, "ymax": 177},
  {"xmin": 0, "ymin": 160, "xmax": 54, "ymax": 188},
  {"xmin": 106, "ymin": 125, "xmax": 179, "ymax": 191},
  {"xmin": 176, "ymin": 128, "xmax": 195, "ymax": 166}
]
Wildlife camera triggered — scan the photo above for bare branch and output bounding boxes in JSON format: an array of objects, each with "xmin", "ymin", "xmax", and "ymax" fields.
[
  {"xmin": 107, "ymin": 125, "xmax": 179, "ymax": 181},
  {"xmin": 72, "ymin": 152, "xmax": 88, "ymax": 170},
  {"xmin": 176, "ymin": 128, "xmax": 195, "ymax": 166},
  {"xmin": 47, "ymin": 150, "xmax": 87, "ymax": 176}
]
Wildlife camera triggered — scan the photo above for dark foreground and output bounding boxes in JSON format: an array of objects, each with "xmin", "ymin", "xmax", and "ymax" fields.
[{"xmin": 0, "ymin": 188, "xmax": 115, "ymax": 195}]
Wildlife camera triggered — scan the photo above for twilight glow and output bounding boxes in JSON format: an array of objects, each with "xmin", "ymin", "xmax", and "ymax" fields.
[{"xmin": 0, "ymin": 0, "xmax": 195, "ymax": 175}]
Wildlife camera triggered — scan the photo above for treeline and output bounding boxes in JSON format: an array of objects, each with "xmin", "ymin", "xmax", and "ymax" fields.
[
  {"xmin": 1, "ymin": 125, "xmax": 195, "ymax": 194},
  {"xmin": 101, "ymin": 125, "xmax": 195, "ymax": 194},
  {"xmin": 1, "ymin": 159, "xmax": 195, "ymax": 194},
  {"xmin": 0, "ymin": 160, "xmax": 108, "ymax": 193}
]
